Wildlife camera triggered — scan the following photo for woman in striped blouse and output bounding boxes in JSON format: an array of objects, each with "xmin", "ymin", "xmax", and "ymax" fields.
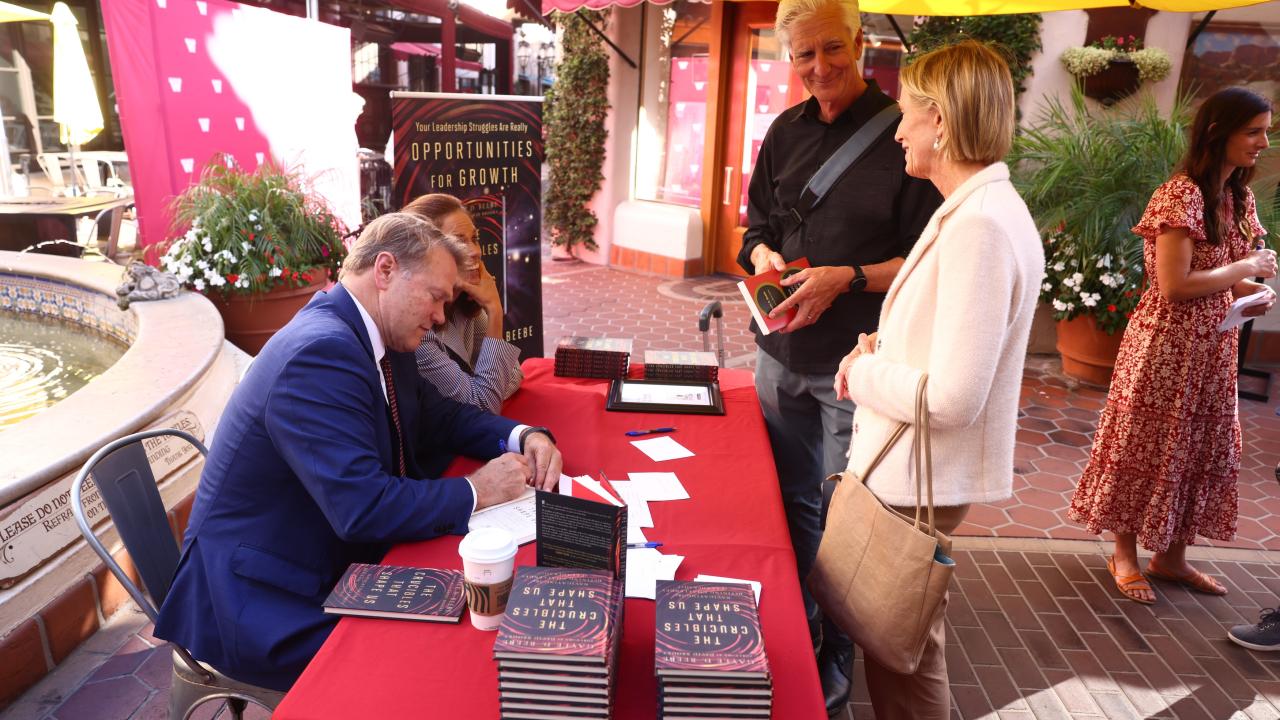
[{"xmin": 402, "ymin": 193, "xmax": 524, "ymax": 413}]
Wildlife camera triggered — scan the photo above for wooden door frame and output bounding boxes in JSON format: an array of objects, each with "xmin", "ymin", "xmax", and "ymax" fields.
[{"xmin": 698, "ymin": 0, "xmax": 732, "ymax": 277}]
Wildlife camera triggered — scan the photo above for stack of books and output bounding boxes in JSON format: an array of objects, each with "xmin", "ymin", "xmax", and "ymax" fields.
[
  {"xmin": 554, "ymin": 337, "xmax": 633, "ymax": 379},
  {"xmin": 494, "ymin": 566, "xmax": 626, "ymax": 719},
  {"xmin": 643, "ymin": 350, "xmax": 719, "ymax": 383},
  {"xmin": 654, "ymin": 580, "xmax": 772, "ymax": 719}
]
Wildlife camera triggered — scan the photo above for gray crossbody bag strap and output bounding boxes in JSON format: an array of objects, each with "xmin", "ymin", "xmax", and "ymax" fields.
[{"xmin": 786, "ymin": 103, "xmax": 902, "ymax": 231}]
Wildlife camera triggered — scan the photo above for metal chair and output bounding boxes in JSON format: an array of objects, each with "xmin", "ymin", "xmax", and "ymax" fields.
[{"xmin": 71, "ymin": 429, "xmax": 285, "ymax": 720}]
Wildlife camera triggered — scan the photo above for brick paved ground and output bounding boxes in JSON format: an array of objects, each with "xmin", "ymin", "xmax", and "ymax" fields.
[{"xmin": 6, "ymin": 260, "xmax": 1279, "ymax": 720}]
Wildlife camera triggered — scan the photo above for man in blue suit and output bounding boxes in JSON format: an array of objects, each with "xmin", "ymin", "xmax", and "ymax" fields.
[{"xmin": 155, "ymin": 213, "xmax": 561, "ymax": 691}]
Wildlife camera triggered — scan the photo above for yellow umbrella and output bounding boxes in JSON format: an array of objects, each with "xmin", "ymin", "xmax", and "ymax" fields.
[
  {"xmin": 50, "ymin": 1, "xmax": 103, "ymax": 147},
  {"xmin": 0, "ymin": 1, "xmax": 48, "ymax": 23}
]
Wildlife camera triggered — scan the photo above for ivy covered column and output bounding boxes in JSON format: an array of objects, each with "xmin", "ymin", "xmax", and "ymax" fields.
[{"xmin": 544, "ymin": 10, "xmax": 611, "ymax": 255}]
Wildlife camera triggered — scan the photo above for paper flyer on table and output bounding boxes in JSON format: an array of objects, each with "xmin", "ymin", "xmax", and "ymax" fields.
[
  {"xmin": 468, "ymin": 487, "xmax": 536, "ymax": 544},
  {"xmin": 625, "ymin": 548, "xmax": 685, "ymax": 600},
  {"xmin": 608, "ymin": 481, "xmax": 653, "ymax": 527},
  {"xmin": 626, "ymin": 471, "xmax": 690, "ymax": 501},
  {"xmin": 695, "ymin": 574, "xmax": 763, "ymax": 605},
  {"xmin": 1218, "ymin": 290, "xmax": 1272, "ymax": 332},
  {"xmin": 630, "ymin": 435, "xmax": 695, "ymax": 462}
]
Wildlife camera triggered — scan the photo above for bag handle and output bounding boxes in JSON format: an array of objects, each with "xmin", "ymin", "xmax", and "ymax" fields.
[{"xmin": 911, "ymin": 375, "xmax": 936, "ymax": 536}]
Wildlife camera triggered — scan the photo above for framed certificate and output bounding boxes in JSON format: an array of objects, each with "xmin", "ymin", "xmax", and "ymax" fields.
[{"xmin": 605, "ymin": 378, "xmax": 725, "ymax": 416}]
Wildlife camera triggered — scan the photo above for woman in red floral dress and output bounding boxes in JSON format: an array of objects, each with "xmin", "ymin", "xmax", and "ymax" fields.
[{"xmin": 1069, "ymin": 88, "xmax": 1278, "ymax": 604}]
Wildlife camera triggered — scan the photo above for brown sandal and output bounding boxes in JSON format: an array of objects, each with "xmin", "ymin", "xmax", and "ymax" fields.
[
  {"xmin": 1145, "ymin": 562, "xmax": 1227, "ymax": 596},
  {"xmin": 1108, "ymin": 556, "xmax": 1156, "ymax": 605}
]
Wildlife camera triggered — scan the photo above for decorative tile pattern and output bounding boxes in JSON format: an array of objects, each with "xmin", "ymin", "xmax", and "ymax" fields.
[{"xmin": 0, "ymin": 272, "xmax": 136, "ymax": 346}]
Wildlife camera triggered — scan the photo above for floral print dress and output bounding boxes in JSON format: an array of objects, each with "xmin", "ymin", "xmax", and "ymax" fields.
[{"xmin": 1068, "ymin": 175, "xmax": 1265, "ymax": 551}]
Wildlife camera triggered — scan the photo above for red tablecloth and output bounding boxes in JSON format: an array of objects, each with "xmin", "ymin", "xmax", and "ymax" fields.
[{"xmin": 274, "ymin": 359, "xmax": 824, "ymax": 719}]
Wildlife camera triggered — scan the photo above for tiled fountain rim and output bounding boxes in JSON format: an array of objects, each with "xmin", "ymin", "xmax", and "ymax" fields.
[{"xmin": 0, "ymin": 252, "xmax": 225, "ymax": 506}]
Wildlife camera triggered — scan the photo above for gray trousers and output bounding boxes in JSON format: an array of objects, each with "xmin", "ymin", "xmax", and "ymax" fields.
[{"xmin": 754, "ymin": 349, "xmax": 854, "ymax": 599}]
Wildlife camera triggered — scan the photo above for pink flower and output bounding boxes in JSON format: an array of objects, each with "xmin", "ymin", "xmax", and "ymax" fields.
[{"xmin": 321, "ymin": 245, "xmax": 330, "ymax": 257}]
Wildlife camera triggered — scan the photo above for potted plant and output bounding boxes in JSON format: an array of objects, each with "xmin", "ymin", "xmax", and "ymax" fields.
[
  {"xmin": 1060, "ymin": 35, "xmax": 1172, "ymax": 105},
  {"xmin": 160, "ymin": 156, "xmax": 347, "ymax": 354},
  {"xmin": 1011, "ymin": 87, "xmax": 1189, "ymax": 385}
]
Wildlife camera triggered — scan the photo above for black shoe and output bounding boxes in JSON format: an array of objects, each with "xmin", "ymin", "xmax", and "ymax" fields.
[
  {"xmin": 808, "ymin": 604, "xmax": 823, "ymax": 658},
  {"xmin": 1228, "ymin": 607, "xmax": 1280, "ymax": 651},
  {"xmin": 818, "ymin": 643, "xmax": 852, "ymax": 717}
]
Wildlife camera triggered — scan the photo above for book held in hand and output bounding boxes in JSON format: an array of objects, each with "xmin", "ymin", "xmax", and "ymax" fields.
[
  {"xmin": 322, "ymin": 564, "xmax": 464, "ymax": 623},
  {"xmin": 736, "ymin": 257, "xmax": 810, "ymax": 335}
]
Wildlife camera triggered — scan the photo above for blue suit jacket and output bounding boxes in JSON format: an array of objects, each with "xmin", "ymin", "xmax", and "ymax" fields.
[{"xmin": 154, "ymin": 284, "xmax": 518, "ymax": 691}]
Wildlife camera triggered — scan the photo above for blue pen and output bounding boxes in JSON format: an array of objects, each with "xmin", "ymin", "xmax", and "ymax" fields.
[
  {"xmin": 627, "ymin": 542, "xmax": 663, "ymax": 549},
  {"xmin": 625, "ymin": 427, "xmax": 677, "ymax": 437},
  {"xmin": 498, "ymin": 438, "xmax": 507, "ymax": 454}
]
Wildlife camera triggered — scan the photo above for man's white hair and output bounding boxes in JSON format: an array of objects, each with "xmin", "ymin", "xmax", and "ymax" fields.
[{"xmin": 774, "ymin": 0, "xmax": 861, "ymax": 51}]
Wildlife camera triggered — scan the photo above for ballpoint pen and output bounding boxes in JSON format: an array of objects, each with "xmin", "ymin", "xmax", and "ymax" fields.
[
  {"xmin": 625, "ymin": 427, "xmax": 677, "ymax": 437},
  {"xmin": 626, "ymin": 542, "xmax": 663, "ymax": 549}
]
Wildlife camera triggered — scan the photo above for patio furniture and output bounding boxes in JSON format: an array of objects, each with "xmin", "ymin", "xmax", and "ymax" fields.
[{"xmin": 71, "ymin": 429, "xmax": 285, "ymax": 720}]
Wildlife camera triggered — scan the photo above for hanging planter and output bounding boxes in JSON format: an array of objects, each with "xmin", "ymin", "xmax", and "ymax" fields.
[{"xmin": 1082, "ymin": 57, "xmax": 1140, "ymax": 105}]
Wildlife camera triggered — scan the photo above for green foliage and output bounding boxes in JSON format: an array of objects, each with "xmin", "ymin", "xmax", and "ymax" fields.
[
  {"xmin": 161, "ymin": 156, "xmax": 346, "ymax": 295},
  {"xmin": 906, "ymin": 14, "xmax": 1042, "ymax": 101},
  {"xmin": 1009, "ymin": 87, "xmax": 1191, "ymax": 334},
  {"xmin": 544, "ymin": 10, "xmax": 611, "ymax": 251},
  {"xmin": 1060, "ymin": 45, "xmax": 1171, "ymax": 83}
]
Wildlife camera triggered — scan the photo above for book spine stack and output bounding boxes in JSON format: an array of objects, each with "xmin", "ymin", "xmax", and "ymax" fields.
[
  {"xmin": 494, "ymin": 567, "xmax": 626, "ymax": 719},
  {"xmin": 654, "ymin": 581, "xmax": 773, "ymax": 720},
  {"xmin": 554, "ymin": 348, "xmax": 631, "ymax": 379},
  {"xmin": 643, "ymin": 364, "xmax": 718, "ymax": 383}
]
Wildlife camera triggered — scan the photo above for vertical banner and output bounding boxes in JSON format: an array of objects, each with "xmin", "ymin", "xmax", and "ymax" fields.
[{"xmin": 391, "ymin": 92, "xmax": 544, "ymax": 360}]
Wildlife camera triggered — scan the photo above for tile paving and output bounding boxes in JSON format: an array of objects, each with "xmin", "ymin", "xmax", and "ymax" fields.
[{"xmin": 5, "ymin": 260, "xmax": 1279, "ymax": 720}]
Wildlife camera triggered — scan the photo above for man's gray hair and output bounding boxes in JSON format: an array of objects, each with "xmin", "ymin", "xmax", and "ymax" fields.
[
  {"xmin": 775, "ymin": 0, "xmax": 861, "ymax": 51},
  {"xmin": 338, "ymin": 212, "xmax": 469, "ymax": 282}
]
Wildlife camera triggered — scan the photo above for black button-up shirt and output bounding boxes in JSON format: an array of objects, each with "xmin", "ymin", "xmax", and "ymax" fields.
[{"xmin": 736, "ymin": 81, "xmax": 942, "ymax": 375}]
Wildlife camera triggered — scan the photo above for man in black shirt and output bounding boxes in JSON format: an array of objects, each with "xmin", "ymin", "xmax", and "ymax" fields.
[{"xmin": 736, "ymin": 0, "xmax": 940, "ymax": 713}]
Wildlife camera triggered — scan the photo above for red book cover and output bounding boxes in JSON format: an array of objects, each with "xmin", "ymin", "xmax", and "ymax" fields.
[
  {"xmin": 735, "ymin": 257, "xmax": 810, "ymax": 336},
  {"xmin": 322, "ymin": 564, "xmax": 464, "ymax": 623},
  {"xmin": 494, "ymin": 566, "xmax": 620, "ymax": 663},
  {"xmin": 654, "ymin": 581, "xmax": 769, "ymax": 678}
]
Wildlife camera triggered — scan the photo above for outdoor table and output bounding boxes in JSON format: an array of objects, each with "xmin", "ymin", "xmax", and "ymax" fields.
[
  {"xmin": 0, "ymin": 194, "xmax": 134, "ymax": 251},
  {"xmin": 274, "ymin": 358, "xmax": 825, "ymax": 719}
]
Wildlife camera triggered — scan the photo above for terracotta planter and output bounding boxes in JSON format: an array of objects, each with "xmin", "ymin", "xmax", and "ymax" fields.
[
  {"xmin": 1055, "ymin": 315, "xmax": 1125, "ymax": 386},
  {"xmin": 1083, "ymin": 58, "xmax": 1140, "ymax": 106},
  {"xmin": 207, "ymin": 272, "xmax": 327, "ymax": 355}
]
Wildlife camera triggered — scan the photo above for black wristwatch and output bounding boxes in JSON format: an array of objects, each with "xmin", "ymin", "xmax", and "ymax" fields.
[
  {"xmin": 519, "ymin": 425, "xmax": 556, "ymax": 449},
  {"xmin": 848, "ymin": 264, "xmax": 867, "ymax": 293}
]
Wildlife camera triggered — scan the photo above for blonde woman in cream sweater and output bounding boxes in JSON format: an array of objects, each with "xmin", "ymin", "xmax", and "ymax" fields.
[{"xmin": 831, "ymin": 41, "xmax": 1044, "ymax": 719}]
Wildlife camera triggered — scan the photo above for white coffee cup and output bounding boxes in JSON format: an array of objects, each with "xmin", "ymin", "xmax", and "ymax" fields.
[{"xmin": 457, "ymin": 527, "xmax": 518, "ymax": 630}]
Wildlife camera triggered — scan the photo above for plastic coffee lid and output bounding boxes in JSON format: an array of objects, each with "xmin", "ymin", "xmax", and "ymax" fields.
[{"xmin": 458, "ymin": 527, "xmax": 518, "ymax": 563}]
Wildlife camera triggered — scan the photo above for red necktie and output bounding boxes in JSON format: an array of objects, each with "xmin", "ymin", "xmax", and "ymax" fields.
[{"xmin": 379, "ymin": 355, "xmax": 407, "ymax": 477}]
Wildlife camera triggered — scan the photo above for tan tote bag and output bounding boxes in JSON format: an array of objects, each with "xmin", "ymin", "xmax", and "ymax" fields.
[{"xmin": 807, "ymin": 375, "xmax": 955, "ymax": 675}]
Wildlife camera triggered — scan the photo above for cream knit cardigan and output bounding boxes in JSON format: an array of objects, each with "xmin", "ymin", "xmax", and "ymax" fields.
[{"xmin": 844, "ymin": 162, "xmax": 1045, "ymax": 507}]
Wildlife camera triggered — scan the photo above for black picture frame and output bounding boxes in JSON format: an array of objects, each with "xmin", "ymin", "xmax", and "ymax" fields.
[{"xmin": 605, "ymin": 378, "xmax": 725, "ymax": 416}]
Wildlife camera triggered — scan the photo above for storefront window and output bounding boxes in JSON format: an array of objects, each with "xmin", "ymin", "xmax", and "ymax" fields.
[
  {"xmin": 635, "ymin": 0, "xmax": 712, "ymax": 208},
  {"xmin": 737, "ymin": 30, "xmax": 788, "ymax": 225}
]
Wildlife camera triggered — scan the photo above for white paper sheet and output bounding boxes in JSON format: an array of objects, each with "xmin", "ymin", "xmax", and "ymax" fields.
[
  {"xmin": 626, "ymin": 472, "xmax": 691, "ymax": 501},
  {"xmin": 694, "ymin": 574, "xmax": 763, "ymax": 605},
  {"xmin": 609, "ymin": 481, "xmax": 653, "ymax": 527},
  {"xmin": 627, "ymin": 523, "xmax": 648, "ymax": 544},
  {"xmin": 558, "ymin": 473, "xmax": 573, "ymax": 495},
  {"xmin": 1218, "ymin": 290, "xmax": 1272, "ymax": 332},
  {"xmin": 573, "ymin": 475, "xmax": 623, "ymax": 506},
  {"xmin": 467, "ymin": 487, "xmax": 536, "ymax": 545},
  {"xmin": 630, "ymin": 435, "xmax": 695, "ymax": 462},
  {"xmin": 625, "ymin": 549, "xmax": 685, "ymax": 600}
]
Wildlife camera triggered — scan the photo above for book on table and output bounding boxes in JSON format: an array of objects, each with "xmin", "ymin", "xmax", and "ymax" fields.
[
  {"xmin": 321, "ymin": 564, "xmax": 464, "ymax": 623},
  {"xmin": 654, "ymin": 580, "xmax": 773, "ymax": 717},
  {"xmin": 554, "ymin": 336, "xmax": 633, "ymax": 379},
  {"xmin": 736, "ymin": 257, "xmax": 810, "ymax": 336},
  {"xmin": 643, "ymin": 350, "xmax": 719, "ymax": 383},
  {"xmin": 535, "ymin": 476, "xmax": 627, "ymax": 582},
  {"xmin": 495, "ymin": 565, "xmax": 626, "ymax": 719}
]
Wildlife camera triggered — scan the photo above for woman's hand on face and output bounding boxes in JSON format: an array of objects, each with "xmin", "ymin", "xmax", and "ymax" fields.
[
  {"xmin": 458, "ymin": 264, "xmax": 503, "ymax": 315},
  {"xmin": 1242, "ymin": 285, "xmax": 1278, "ymax": 317},
  {"xmin": 833, "ymin": 333, "xmax": 876, "ymax": 401}
]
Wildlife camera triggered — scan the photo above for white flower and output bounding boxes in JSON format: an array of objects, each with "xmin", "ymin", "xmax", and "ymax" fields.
[
  {"xmin": 1053, "ymin": 262, "xmax": 1066, "ymax": 272},
  {"xmin": 1100, "ymin": 273, "xmax": 1116, "ymax": 288},
  {"xmin": 236, "ymin": 277, "xmax": 249, "ymax": 288},
  {"xmin": 196, "ymin": 259, "xmax": 209, "ymax": 271},
  {"xmin": 1081, "ymin": 294, "xmax": 1098, "ymax": 308},
  {"xmin": 241, "ymin": 241, "xmax": 251, "ymax": 252},
  {"xmin": 202, "ymin": 238, "xmax": 213, "ymax": 253},
  {"xmin": 269, "ymin": 267, "xmax": 283, "ymax": 277},
  {"xmin": 207, "ymin": 273, "xmax": 226, "ymax": 287},
  {"xmin": 1052, "ymin": 299, "xmax": 1067, "ymax": 312},
  {"xmin": 1065, "ymin": 302, "xmax": 1075, "ymax": 311},
  {"xmin": 1071, "ymin": 272, "xmax": 1084, "ymax": 285},
  {"xmin": 1096, "ymin": 254, "xmax": 1112, "ymax": 269},
  {"xmin": 193, "ymin": 278, "xmax": 206, "ymax": 291},
  {"xmin": 1042, "ymin": 282, "xmax": 1053, "ymax": 293}
]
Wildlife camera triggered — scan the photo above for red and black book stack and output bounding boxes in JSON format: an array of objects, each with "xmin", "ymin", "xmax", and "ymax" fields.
[
  {"xmin": 554, "ymin": 337, "xmax": 633, "ymax": 379},
  {"xmin": 494, "ymin": 566, "xmax": 626, "ymax": 719},
  {"xmin": 643, "ymin": 350, "xmax": 719, "ymax": 383},
  {"xmin": 655, "ymin": 580, "xmax": 773, "ymax": 719}
]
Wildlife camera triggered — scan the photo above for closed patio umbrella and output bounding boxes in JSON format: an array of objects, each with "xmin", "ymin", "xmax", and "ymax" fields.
[
  {"xmin": 0, "ymin": 1, "xmax": 48, "ymax": 23},
  {"xmin": 50, "ymin": 1, "xmax": 103, "ymax": 193}
]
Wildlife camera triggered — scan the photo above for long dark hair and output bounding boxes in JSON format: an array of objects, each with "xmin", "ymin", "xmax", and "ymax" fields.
[{"xmin": 1182, "ymin": 87, "xmax": 1272, "ymax": 245}]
